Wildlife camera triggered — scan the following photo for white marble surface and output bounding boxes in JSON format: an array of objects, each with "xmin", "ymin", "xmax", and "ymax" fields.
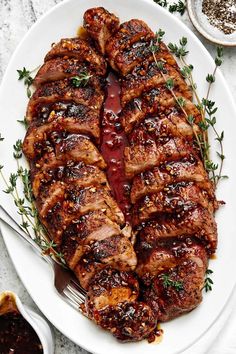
[{"xmin": 0, "ymin": 1, "xmax": 235, "ymax": 353}]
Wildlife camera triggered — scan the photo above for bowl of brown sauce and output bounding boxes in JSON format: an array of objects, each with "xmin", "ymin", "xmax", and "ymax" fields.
[{"xmin": 0, "ymin": 291, "xmax": 54, "ymax": 354}]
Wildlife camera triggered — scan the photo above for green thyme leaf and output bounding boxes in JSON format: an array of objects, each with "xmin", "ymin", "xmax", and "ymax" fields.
[
  {"xmin": 206, "ymin": 74, "xmax": 215, "ymax": 83},
  {"xmin": 166, "ymin": 77, "xmax": 174, "ymax": 90},
  {"xmin": 187, "ymin": 114, "xmax": 195, "ymax": 125},
  {"xmin": 13, "ymin": 139, "xmax": 23, "ymax": 159},
  {"xmin": 17, "ymin": 67, "xmax": 30, "ymax": 80},
  {"xmin": 176, "ymin": 96, "xmax": 186, "ymax": 107},
  {"xmin": 204, "ymin": 269, "xmax": 214, "ymax": 292},
  {"xmin": 169, "ymin": 1, "xmax": 186, "ymax": 15},
  {"xmin": 153, "ymin": 0, "xmax": 186, "ymax": 15},
  {"xmin": 17, "ymin": 67, "xmax": 33, "ymax": 98},
  {"xmin": 153, "ymin": 0, "xmax": 168, "ymax": 7},
  {"xmin": 17, "ymin": 116, "xmax": 29, "ymax": 129},
  {"xmin": 161, "ymin": 273, "xmax": 184, "ymax": 291},
  {"xmin": 70, "ymin": 72, "xmax": 93, "ymax": 88}
]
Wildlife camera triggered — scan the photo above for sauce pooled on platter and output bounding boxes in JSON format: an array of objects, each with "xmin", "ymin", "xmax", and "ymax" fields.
[{"xmin": 101, "ymin": 72, "xmax": 131, "ymax": 222}]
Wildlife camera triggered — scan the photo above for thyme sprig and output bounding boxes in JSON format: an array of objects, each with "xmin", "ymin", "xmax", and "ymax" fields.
[
  {"xmin": 13, "ymin": 139, "xmax": 23, "ymax": 159},
  {"xmin": 161, "ymin": 273, "xmax": 184, "ymax": 291},
  {"xmin": 151, "ymin": 48, "xmax": 206, "ymax": 162},
  {"xmin": 203, "ymin": 269, "xmax": 214, "ymax": 292},
  {"xmin": 70, "ymin": 71, "xmax": 93, "ymax": 88},
  {"xmin": 151, "ymin": 32, "xmax": 226, "ymax": 186},
  {"xmin": 154, "ymin": 0, "xmax": 167, "ymax": 6},
  {"xmin": 169, "ymin": 0, "xmax": 186, "ymax": 15},
  {"xmin": 153, "ymin": 0, "xmax": 186, "ymax": 16},
  {"xmin": 17, "ymin": 67, "xmax": 34, "ymax": 98},
  {"xmin": 17, "ymin": 116, "xmax": 29, "ymax": 129},
  {"xmin": 35, "ymin": 239, "xmax": 64, "ymax": 262},
  {"xmin": 0, "ymin": 135, "xmax": 65, "ymax": 265},
  {"xmin": 150, "ymin": 29, "xmax": 165, "ymax": 53}
]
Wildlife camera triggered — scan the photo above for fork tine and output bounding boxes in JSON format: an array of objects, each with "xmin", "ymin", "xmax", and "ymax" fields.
[
  {"xmin": 64, "ymin": 284, "xmax": 85, "ymax": 305},
  {"xmin": 66, "ymin": 284, "xmax": 86, "ymax": 303},
  {"xmin": 70, "ymin": 278, "xmax": 87, "ymax": 297},
  {"xmin": 61, "ymin": 291, "xmax": 83, "ymax": 311},
  {"xmin": 63, "ymin": 288, "xmax": 84, "ymax": 310}
]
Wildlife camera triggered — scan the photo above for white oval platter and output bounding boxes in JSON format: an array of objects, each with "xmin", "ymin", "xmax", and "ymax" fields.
[{"xmin": 0, "ymin": 0, "xmax": 236, "ymax": 353}]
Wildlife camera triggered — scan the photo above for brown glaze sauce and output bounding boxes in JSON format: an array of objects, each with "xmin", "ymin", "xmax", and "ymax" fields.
[
  {"xmin": 148, "ymin": 324, "xmax": 164, "ymax": 344},
  {"xmin": 0, "ymin": 312, "xmax": 43, "ymax": 354},
  {"xmin": 77, "ymin": 26, "xmax": 89, "ymax": 39},
  {"xmin": 101, "ymin": 72, "xmax": 131, "ymax": 222}
]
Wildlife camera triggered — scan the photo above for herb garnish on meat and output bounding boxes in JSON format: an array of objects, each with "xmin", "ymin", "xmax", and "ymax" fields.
[
  {"xmin": 70, "ymin": 71, "xmax": 93, "ymax": 87},
  {"xmin": 151, "ymin": 33, "xmax": 227, "ymax": 186},
  {"xmin": 161, "ymin": 274, "xmax": 184, "ymax": 291}
]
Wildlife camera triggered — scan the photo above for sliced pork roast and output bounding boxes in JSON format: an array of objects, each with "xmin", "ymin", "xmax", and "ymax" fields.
[{"xmin": 21, "ymin": 7, "xmax": 219, "ymax": 343}]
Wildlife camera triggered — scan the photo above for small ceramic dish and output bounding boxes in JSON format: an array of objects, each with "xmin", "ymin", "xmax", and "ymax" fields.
[
  {"xmin": 187, "ymin": 0, "xmax": 236, "ymax": 46},
  {"xmin": 0, "ymin": 291, "xmax": 54, "ymax": 354}
]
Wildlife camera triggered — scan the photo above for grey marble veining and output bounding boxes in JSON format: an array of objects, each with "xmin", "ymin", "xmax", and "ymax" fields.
[{"xmin": 0, "ymin": 1, "xmax": 235, "ymax": 354}]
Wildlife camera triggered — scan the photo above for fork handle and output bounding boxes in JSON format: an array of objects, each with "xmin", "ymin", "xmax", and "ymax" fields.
[{"xmin": 0, "ymin": 205, "xmax": 53, "ymax": 266}]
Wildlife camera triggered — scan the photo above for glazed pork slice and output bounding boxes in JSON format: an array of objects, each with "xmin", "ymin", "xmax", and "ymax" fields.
[
  {"xmin": 142, "ymin": 256, "xmax": 207, "ymax": 322},
  {"xmin": 132, "ymin": 182, "xmax": 214, "ymax": 227},
  {"xmin": 40, "ymin": 185, "xmax": 125, "ymax": 244},
  {"xmin": 120, "ymin": 87, "xmax": 201, "ymax": 134},
  {"xmin": 105, "ymin": 19, "xmax": 155, "ymax": 73},
  {"xmin": 93, "ymin": 302, "xmax": 156, "ymax": 342},
  {"xmin": 26, "ymin": 77, "xmax": 104, "ymax": 122},
  {"xmin": 36, "ymin": 181, "xmax": 66, "ymax": 217},
  {"xmin": 114, "ymin": 40, "xmax": 178, "ymax": 78},
  {"xmin": 120, "ymin": 61, "xmax": 192, "ymax": 107},
  {"xmin": 138, "ymin": 205, "xmax": 217, "ymax": 253},
  {"xmin": 83, "ymin": 7, "xmax": 120, "ymax": 54},
  {"xmin": 60, "ymin": 211, "xmax": 122, "ymax": 269},
  {"xmin": 129, "ymin": 113, "xmax": 199, "ymax": 144},
  {"xmin": 35, "ymin": 168, "xmax": 108, "ymax": 217},
  {"xmin": 31, "ymin": 162, "xmax": 109, "ymax": 198},
  {"xmin": 74, "ymin": 236, "xmax": 137, "ymax": 289},
  {"xmin": 44, "ymin": 38, "xmax": 107, "ymax": 74},
  {"xmin": 130, "ymin": 155, "xmax": 214, "ymax": 203},
  {"xmin": 26, "ymin": 101, "xmax": 100, "ymax": 129},
  {"xmin": 135, "ymin": 237, "xmax": 208, "ymax": 285},
  {"xmin": 34, "ymin": 59, "xmax": 105, "ymax": 87},
  {"xmin": 86, "ymin": 267, "xmax": 139, "ymax": 314},
  {"xmin": 119, "ymin": 97, "xmax": 146, "ymax": 134},
  {"xmin": 103, "ymin": 17, "xmax": 177, "ymax": 75},
  {"xmin": 30, "ymin": 134, "xmax": 106, "ymax": 170},
  {"xmin": 124, "ymin": 136, "xmax": 196, "ymax": 179},
  {"xmin": 23, "ymin": 113, "xmax": 101, "ymax": 159},
  {"xmin": 100, "ymin": 16, "xmax": 177, "ymax": 76},
  {"xmin": 85, "ymin": 268, "xmax": 156, "ymax": 342}
]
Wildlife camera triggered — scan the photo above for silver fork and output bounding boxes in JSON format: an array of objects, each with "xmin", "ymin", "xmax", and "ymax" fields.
[{"xmin": 0, "ymin": 205, "xmax": 87, "ymax": 312}]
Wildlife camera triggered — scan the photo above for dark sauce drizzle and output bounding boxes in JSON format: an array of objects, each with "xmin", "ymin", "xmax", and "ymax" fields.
[{"xmin": 101, "ymin": 72, "xmax": 131, "ymax": 222}]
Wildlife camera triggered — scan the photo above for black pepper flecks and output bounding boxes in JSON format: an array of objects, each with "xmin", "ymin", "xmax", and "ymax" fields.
[{"xmin": 202, "ymin": 0, "xmax": 236, "ymax": 35}]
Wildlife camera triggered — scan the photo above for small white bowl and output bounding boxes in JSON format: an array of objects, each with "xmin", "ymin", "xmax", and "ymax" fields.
[
  {"xmin": 187, "ymin": 0, "xmax": 236, "ymax": 47},
  {"xmin": 0, "ymin": 291, "xmax": 54, "ymax": 354}
]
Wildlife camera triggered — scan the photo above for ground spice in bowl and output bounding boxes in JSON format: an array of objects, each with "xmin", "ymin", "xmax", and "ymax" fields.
[{"xmin": 202, "ymin": 0, "xmax": 236, "ymax": 35}]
